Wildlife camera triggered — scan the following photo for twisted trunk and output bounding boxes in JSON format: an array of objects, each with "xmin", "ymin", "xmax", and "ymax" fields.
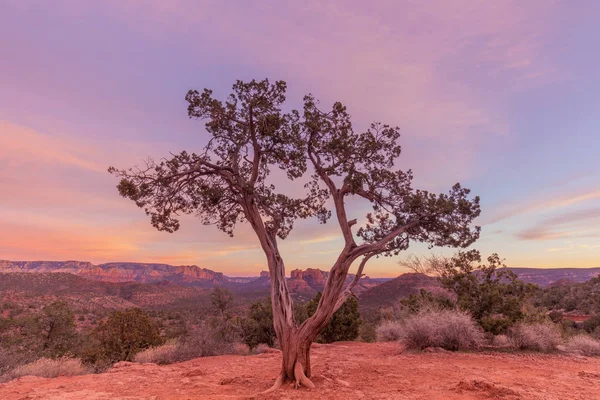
[{"xmin": 264, "ymin": 257, "xmax": 355, "ymax": 392}]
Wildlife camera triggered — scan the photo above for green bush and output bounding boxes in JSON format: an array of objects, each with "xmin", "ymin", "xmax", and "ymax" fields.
[
  {"xmin": 305, "ymin": 292, "xmax": 361, "ymax": 343},
  {"xmin": 548, "ymin": 310, "xmax": 563, "ymax": 323},
  {"xmin": 583, "ymin": 315, "xmax": 600, "ymax": 334},
  {"xmin": 39, "ymin": 301, "xmax": 79, "ymax": 357},
  {"xmin": 359, "ymin": 322, "xmax": 377, "ymax": 343},
  {"xmin": 240, "ymin": 298, "xmax": 276, "ymax": 349},
  {"xmin": 438, "ymin": 250, "xmax": 537, "ymax": 334},
  {"xmin": 88, "ymin": 308, "xmax": 163, "ymax": 364}
]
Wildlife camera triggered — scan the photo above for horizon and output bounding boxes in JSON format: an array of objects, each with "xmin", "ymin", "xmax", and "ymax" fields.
[
  {"xmin": 2, "ymin": 258, "xmax": 599, "ymax": 279},
  {"xmin": 1, "ymin": 1, "xmax": 599, "ymax": 276}
]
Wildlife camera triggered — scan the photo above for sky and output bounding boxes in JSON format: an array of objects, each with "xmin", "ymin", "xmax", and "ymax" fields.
[{"xmin": 1, "ymin": 1, "xmax": 599, "ymax": 277}]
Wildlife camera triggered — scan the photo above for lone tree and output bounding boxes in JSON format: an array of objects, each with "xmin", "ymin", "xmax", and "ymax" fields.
[{"xmin": 109, "ymin": 79, "xmax": 480, "ymax": 391}]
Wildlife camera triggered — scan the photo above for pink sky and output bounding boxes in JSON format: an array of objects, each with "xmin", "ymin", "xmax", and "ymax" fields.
[{"xmin": 1, "ymin": 1, "xmax": 599, "ymax": 276}]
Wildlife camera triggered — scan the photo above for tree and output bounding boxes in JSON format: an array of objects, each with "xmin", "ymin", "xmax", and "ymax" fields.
[
  {"xmin": 210, "ymin": 286, "xmax": 234, "ymax": 317},
  {"xmin": 92, "ymin": 308, "xmax": 162, "ymax": 363},
  {"xmin": 241, "ymin": 297, "xmax": 276, "ymax": 349},
  {"xmin": 305, "ymin": 292, "xmax": 361, "ymax": 343},
  {"xmin": 436, "ymin": 250, "xmax": 537, "ymax": 334},
  {"xmin": 39, "ymin": 301, "xmax": 78, "ymax": 357},
  {"xmin": 109, "ymin": 79, "xmax": 480, "ymax": 390}
]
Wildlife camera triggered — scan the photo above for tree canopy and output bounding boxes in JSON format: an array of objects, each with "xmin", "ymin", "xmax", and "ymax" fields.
[{"xmin": 110, "ymin": 78, "xmax": 481, "ymax": 390}]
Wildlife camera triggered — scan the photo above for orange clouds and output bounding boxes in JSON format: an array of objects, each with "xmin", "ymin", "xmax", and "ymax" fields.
[
  {"xmin": 517, "ymin": 208, "xmax": 600, "ymax": 241},
  {"xmin": 483, "ymin": 189, "xmax": 600, "ymax": 226},
  {"xmin": 0, "ymin": 120, "xmax": 104, "ymax": 172}
]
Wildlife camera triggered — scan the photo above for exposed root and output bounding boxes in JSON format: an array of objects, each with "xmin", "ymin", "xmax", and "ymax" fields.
[
  {"xmin": 294, "ymin": 361, "xmax": 315, "ymax": 389},
  {"xmin": 262, "ymin": 372, "xmax": 285, "ymax": 394}
]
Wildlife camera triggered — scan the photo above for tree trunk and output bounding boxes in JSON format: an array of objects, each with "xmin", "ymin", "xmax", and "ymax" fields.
[
  {"xmin": 263, "ymin": 253, "xmax": 316, "ymax": 391},
  {"xmin": 265, "ymin": 324, "xmax": 315, "ymax": 392}
]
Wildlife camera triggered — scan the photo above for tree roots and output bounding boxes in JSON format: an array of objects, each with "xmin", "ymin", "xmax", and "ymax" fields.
[
  {"xmin": 261, "ymin": 362, "xmax": 314, "ymax": 394},
  {"xmin": 262, "ymin": 372, "xmax": 285, "ymax": 394},
  {"xmin": 294, "ymin": 361, "xmax": 315, "ymax": 389}
]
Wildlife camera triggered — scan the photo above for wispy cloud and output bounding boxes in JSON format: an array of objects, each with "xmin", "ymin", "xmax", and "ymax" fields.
[
  {"xmin": 483, "ymin": 189, "xmax": 600, "ymax": 225},
  {"xmin": 517, "ymin": 208, "xmax": 600, "ymax": 241}
]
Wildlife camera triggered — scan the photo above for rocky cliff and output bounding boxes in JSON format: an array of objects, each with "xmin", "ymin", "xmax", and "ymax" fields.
[{"xmin": 0, "ymin": 260, "xmax": 225, "ymax": 287}]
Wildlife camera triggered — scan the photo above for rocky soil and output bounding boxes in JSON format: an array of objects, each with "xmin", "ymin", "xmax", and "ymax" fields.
[{"xmin": 1, "ymin": 342, "xmax": 599, "ymax": 400}]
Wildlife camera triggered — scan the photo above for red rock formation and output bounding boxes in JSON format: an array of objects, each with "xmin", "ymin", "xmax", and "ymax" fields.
[
  {"xmin": 0, "ymin": 260, "xmax": 225, "ymax": 287},
  {"xmin": 302, "ymin": 268, "xmax": 326, "ymax": 289},
  {"xmin": 290, "ymin": 269, "xmax": 303, "ymax": 280}
]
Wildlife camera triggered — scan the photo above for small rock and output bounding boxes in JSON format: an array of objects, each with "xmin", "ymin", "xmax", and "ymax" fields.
[{"xmin": 335, "ymin": 378, "xmax": 350, "ymax": 387}]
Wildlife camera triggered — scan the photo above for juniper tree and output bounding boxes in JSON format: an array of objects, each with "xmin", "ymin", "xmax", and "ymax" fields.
[{"xmin": 109, "ymin": 79, "xmax": 480, "ymax": 391}]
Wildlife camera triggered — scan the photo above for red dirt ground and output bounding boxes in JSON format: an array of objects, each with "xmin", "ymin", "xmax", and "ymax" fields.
[{"xmin": 1, "ymin": 342, "xmax": 599, "ymax": 399}]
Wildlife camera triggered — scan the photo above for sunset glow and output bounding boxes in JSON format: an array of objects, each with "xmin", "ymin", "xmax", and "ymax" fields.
[{"xmin": 1, "ymin": 1, "xmax": 599, "ymax": 276}]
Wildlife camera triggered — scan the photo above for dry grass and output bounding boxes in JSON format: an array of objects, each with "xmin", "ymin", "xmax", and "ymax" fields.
[
  {"xmin": 402, "ymin": 309, "xmax": 484, "ymax": 351},
  {"xmin": 492, "ymin": 334, "xmax": 511, "ymax": 348},
  {"xmin": 508, "ymin": 322, "xmax": 562, "ymax": 352},
  {"xmin": 376, "ymin": 320, "xmax": 404, "ymax": 342},
  {"xmin": 251, "ymin": 343, "xmax": 270, "ymax": 354},
  {"xmin": 566, "ymin": 335, "xmax": 600, "ymax": 356},
  {"xmin": 233, "ymin": 343, "xmax": 250, "ymax": 355},
  {"xmin": 3, "ymin": 358, "xmax": 91, "ymax": 381},
  {"xmin": 134, "ymin": 342, "xmax": 179, "ymax": 364}
]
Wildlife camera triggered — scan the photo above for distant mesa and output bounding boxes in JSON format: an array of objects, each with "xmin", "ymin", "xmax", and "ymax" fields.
[
  {"xmin": 0, "ymin": 260, "xmax": 386, "ymax": 296},
  {"xmin": 359, "ymin": 272, "xmax": 440, "ymax": 309},
  {"xmin": 506, "ymin": 267, "xmax": 600, "ymax": 287},
  {"xmin": 0, "ymin": 260, "xmax": 225, "ymax": 288}
]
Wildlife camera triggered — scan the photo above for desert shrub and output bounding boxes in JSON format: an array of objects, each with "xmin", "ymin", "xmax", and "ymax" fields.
[
  {"xmin": 305, "ymin": 292, "xmax": 361, "ymax": 343},
  {"xmin": 492, "ymin": 334, "xmax": 511, "ymax": 348},
  {"xmin": 548, "ymin": 310, "xmax": 563, "ymax": 323},
  {"xmin": 376, "ymin": 320, "xmax": 404, "ymax": 342},
  {"xmin": 359, "ymin": 322, "xmax": 377, "ymax": 343},
  {"xmin": 240, "ymin": 298, "xmax": 276, "ymax": 349},
  {"xmin": 233, "ymin": 343, "xmax": 250, "ymax": 355},
  {"xmin": 4, "ymin": 357, "xmax": 90, "ymax": 381},
  {"xmin": 438, "ymin": 251, "xmax": 537, "ymax": 334},
  {"xmin": 39, "ymin": 301, "xmax": 79, "ymax": 357},
  {"xmin": 252, "ymin": 343, "xmax": 270, "ymax": 354},
  {"xmin": 171, "ymin": 324, "xmax": 234, "ymax": 362},
  {"xmin": 508, "ymin": 322, "xmax": 562, "ymax": 352},
  {"xmin": 479, "ymin": 315, "xmax": 513, "ymax": 336},
  {"xmin": 90, "ymin": 308, "xmax": 163, "ymax": 363},
  {"xmin": 583, "ymin": 315, "xmax": 600, "ymax": 334},
  {"xmin": 0, "ymin": 347, "xmax": 32, "ymax": 377},
  {"xmin": 400, "ymin": 288, "xmax": 455, "ymax": 314},
  {"xmin": 565, "ymin": 335, "xmax": 600, "ymax": 356},
  {"xmin": 133, "ymin": 342, "xmax": 179, "ymax": 364},
  {"xmin": 210, "ymin": 286, "xmax": 234, "ymax": 317},
  {"xmin": 402, "ymin": 309, "xmax": 483, "ymax": 351}
]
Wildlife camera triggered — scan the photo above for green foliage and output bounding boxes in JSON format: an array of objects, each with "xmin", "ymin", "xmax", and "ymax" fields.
[
  {"xmin": 438, "ymin": 250, "xmax": 537, "ymax": 334},
  {"xmin": 535, "ymin": 277, "xmax": 600, "ymax": 315},
  {"xmin": 548, "ymin": 310, "xmax": 563, "ymax": 323},
  {"xmin": 240, "ymin": 293, "xmax": 361, "ymax": 347},
  {"xmin": 359, "ymin": 322, "xmax": 377, "ymax": 343},
  {"xmin": 39, "ymin": 301, "xmax": 78, "ymax": 357},
  {"xmin": 583, "ymin": 315, "xmax": 600, "ymax": 334},
  {"xmin": 89, "ymin": 308, "xmax": 163, "ymax": 363},
  {"xmin": 210, "ymin": 286, "xmax": 234, "ymax": 317},
  {"xmin": 400, "ymin": 288, "xmax": 455, "ymax": 313},
  {"xmin": 305, "ymin": 292, "xmax": 361, "ymax": 343},
  {"xmin": 240, "ymin": 298, "xmax": 276, "ymax": 349}
]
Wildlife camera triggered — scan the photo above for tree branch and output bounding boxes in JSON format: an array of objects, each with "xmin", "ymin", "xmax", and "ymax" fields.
[
  {"xmin": 352, "ymin": 220, "xmax": 420, "ymax": 258},
  {"xmin": 333, "ymin": 253, "xmax": 374, "ymax": 312}
]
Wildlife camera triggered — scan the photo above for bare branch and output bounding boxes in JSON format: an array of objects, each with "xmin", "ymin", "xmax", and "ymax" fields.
[{"xmin": 334, "ymin": 253, "xmax": 374, "ymax": 312}]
